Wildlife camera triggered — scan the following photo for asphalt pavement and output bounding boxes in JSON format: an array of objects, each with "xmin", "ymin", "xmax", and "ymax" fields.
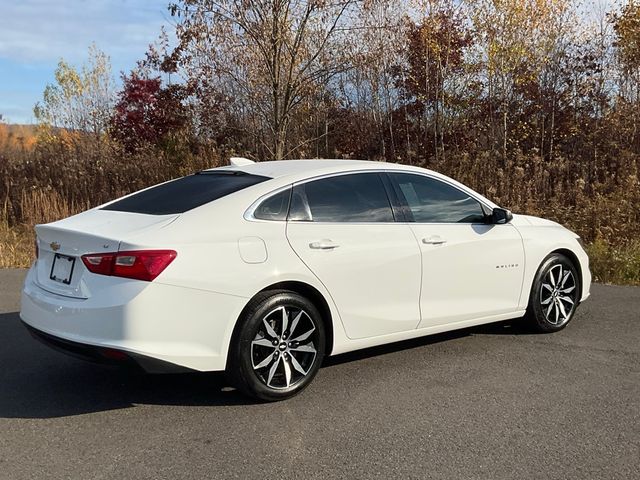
[{"xmin": 0, "ymin": 269, "xmax": 638, "ymax": 479}]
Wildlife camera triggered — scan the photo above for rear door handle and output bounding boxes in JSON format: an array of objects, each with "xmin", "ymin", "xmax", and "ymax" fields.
[
  {"xmin": 422, "ymin": 236, "xmax": 447, "ymax": 245},
  {"xmin": 309, "ymin": 239, "xmax": 340, "ymax": 250}
]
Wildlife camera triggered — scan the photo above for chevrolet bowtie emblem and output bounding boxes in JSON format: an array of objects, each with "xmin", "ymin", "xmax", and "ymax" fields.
[{"xmin": 50, "ymin": 242, "xmax": 61, "ymax": 251}]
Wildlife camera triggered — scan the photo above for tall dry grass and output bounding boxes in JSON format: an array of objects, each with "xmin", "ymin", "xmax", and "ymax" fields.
[
  {"xmin": 19, "ymin": 189, "xmax": 87, "ymax": 226},
  {"xmin": 0, "ymin": 136, "xmax": 224, "ymax": 268},
  {"xmin": 0, "ymin": 197, "xmax": 34, "ymax": 268},
  {"xmin": 0, "ymin": 189, "xmax": 84, "ymax": 268},
  {"xmin": 0, "ymin": 135, "xmax": 638, "ymax": 284}
]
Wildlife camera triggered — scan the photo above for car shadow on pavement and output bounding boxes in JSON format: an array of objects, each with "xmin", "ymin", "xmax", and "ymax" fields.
[
  {"xmin": 0, "ymin": 312, "xmax": 256, "ymax": 419},
  {"xmin": 324, "ymin": 317, "xmax": 535, "ymax": 367},
  {"xmin": 0, "ymin": 311, "xmax": 534, "ymax": 419}
]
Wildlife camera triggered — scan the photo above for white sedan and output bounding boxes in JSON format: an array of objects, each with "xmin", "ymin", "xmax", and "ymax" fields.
[{"xmin": 20, "ymin": 158, "xmax": 591, "ymax": 400}]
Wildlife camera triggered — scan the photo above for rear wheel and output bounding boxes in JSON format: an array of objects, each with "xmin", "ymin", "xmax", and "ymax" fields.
[
  {"xmin": 227, "ymin": 290, "xmax": 325, "ymax": 401},
  {"xmin": 526, "ymin": 253, "xmax": 580, "ymax": 332}
]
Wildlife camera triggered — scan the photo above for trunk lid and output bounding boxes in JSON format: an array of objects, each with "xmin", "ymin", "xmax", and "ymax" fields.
[{"xmin": 34, "ymin": 209, "xmax": 178, "ymax": 298}]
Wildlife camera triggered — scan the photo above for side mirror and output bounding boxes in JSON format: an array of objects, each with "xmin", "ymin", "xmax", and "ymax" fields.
[{"xmin": 491, "ymin": 207, "xmax": 513, "ymax": 225}]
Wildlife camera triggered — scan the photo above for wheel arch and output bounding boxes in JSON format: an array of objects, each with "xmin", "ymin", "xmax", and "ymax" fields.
[
  {"xmin": 550, "ymin": 248, "xmax": 583, "ymax": 301},
  {"xmin": 262, "ymin": 281, "xmax": 334, "ymax": 356},
  {"xmin": 228, "ymin": 281, "xmax": 335, "ymax": 366},
  {"xmin": 521, "ymin": 246, "xmax": 584, "ymax": 310}
]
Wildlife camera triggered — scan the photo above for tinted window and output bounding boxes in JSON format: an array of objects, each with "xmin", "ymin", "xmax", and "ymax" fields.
[
  {"xmin": 254, "ymin": 188, "xmax": 291, "ymax": 221},
  {"xmin": 289, "ymin": 173, "xmax": 394, "ymax": 222},
  {"xmin": 390, "ymin": 173, "xmax": 485, "ymax": 223},
  {"xmin": 102, "ymin": 171, "xmax": 269, "ymax": 215}
]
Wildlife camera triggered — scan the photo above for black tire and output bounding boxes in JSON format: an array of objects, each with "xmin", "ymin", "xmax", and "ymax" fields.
[
  {"xmin": 227, "ymin": 290, "xmax": 326, "ymax": 401},
  {"xmin": 526, "ymin": 253, "xmax": 581, "ymax": 333}
]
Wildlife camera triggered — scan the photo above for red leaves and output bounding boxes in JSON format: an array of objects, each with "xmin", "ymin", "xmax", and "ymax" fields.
[{"xmin": 111, "ymin": 73, "xmax": 188, "ymax": 153}]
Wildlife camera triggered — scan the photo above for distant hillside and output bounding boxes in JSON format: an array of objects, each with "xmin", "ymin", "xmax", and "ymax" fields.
[{"xmin": 0, "ymin": 123, "xmax": 37, "ymax": 151}]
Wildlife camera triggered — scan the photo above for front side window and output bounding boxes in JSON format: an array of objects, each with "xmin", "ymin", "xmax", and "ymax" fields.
[
  {"xmin": 289, "ymin": 173, "xmax": 394, "ymax": 223},
  {"xmin": 389, "ymin": 173, "xmax": 486, "ymax": 223}
]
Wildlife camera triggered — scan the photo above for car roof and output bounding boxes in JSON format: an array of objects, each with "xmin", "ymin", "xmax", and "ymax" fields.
[
  {"xmin": 201, "ymin": 158, "xmax": 498, "ymax": 211},
  {"xmin": 209, "ymin": 159, "xmax": 432, "ymax": 180}
]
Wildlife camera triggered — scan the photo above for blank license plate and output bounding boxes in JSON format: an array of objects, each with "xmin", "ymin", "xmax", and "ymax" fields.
[{"xmin": 50, "ymin": 253, "xmax": 76, "ymax": 285}]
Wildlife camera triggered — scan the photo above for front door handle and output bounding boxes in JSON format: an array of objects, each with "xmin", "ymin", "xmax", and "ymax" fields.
[
  {"xmin": 309, "ymin": 239, "xmax": 340, "ymax": 250},
  {"xmin": 422, "ymin": 236, "xmax": 447, "ymax": 245}
]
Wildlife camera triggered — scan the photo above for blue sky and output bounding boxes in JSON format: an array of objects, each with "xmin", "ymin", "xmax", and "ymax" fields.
[{"xmin": 0, "ymin": 0, "xmax": 172, "ymax": 124}]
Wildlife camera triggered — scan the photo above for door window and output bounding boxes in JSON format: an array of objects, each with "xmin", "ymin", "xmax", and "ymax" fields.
[
  {"xmin": 389, "ymin": 173, "xmax": 486, "ymax": 223},
  {"xmin": 289, "ymin": 173, "xmax": 394, "ymax": 222}
]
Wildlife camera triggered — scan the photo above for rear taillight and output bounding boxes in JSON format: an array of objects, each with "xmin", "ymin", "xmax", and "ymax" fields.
[
  {"xmin": 81, "ymin": 250, "xmax": 177, "ymax": 282},
  {"xmin": 82, "ymin": 253, "xmax": 116, "ymax": 276}
]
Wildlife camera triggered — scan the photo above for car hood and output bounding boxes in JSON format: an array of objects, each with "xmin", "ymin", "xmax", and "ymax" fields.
[{"xmin": 510, "ymin": 213, "xmax": 562, "ymax": 228}]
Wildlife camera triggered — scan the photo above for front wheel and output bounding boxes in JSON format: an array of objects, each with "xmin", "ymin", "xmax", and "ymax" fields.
[
  {"xmin": 227, "ymin": 290, "xmax": 326, "ymax": 401},
  {"xmin": 526, "ymin": 253, "xmax": 580, "ymax": 333}
]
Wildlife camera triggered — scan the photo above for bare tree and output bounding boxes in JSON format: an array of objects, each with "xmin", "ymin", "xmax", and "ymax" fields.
[{"xmin": 170, "ymin": 0, "xmax": 356, "ymax": 159}]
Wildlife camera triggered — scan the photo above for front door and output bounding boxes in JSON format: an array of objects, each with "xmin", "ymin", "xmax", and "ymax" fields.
[{"xmin": 388, "ymin": 172, "xmax": 525, "ymax": 328}]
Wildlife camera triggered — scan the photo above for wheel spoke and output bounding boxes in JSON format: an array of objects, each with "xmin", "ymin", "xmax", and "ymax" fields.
[
  {"xmin": 561, "ymin": 285, "xmax": 575, "ymax": 294},
  {"xmin": 254, "ymin": 353, "xmax": 274, "ymax": 370},
  {"xmin": 545, "ymin": 302, "xmax": 554, "ymax": 317},
  {"xmin": 542, "ymin": 283, "xmax": 553, "ymax": 293},
  {"xmin": 267, "ymin": 356, "xmax": 281, "ymax": 387},
  {"xmin": 557, "ymin": 265, "xmax": 564, "ymax": 283},
  {"xmin": 289, "ymin": 311, "xmax": 303, "ymax": 337},
  {"xmin": 557, "ymin": 299, "xmax": 568, "ymax": 319},
  {"xmin": 283, "ymin": 357, "xmax": 292, "ymax": 387},
  {"xmin": 263, "ymin": 318, "xmax": 278, "ymax": 339},
  {"xmin": 559, "ymin": 295, "xmax": 574, "ymax": 305},
  {"xmin": 290, "ymin": 342, "xmax": 316, "ymax": 354},
  {"xmin": 292, "ymin": 327, "xmax": 315, "ymax": 342},
  {"xmin": 541, "ymin": 296, "xmax": 553, "ymax": 305},
  {"xmin": 281, "ymin": 306, "xmax": 288, "ymax": 336},
  {"xmin": 289, "ymin": 353, "xmax": 308, "ymax": 375},
  {"xmin": 252, "ymin": 337, "xmax": 274, "ymax": 348},
  {"xmin": 549, "ymin": 268, "xmax": 557, "ymax": 287},
  {"xmin": 560, "ymin": 271, "xmax": 571, "ymax": 288}
]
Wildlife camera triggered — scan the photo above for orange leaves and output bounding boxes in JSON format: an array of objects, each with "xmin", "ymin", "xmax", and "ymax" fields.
[{"xmin": 0, "ymin": 123, "xmax": 37, "ymax": 153}]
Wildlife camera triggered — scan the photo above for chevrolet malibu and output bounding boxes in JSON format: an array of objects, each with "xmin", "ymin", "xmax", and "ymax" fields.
[{"xmin": 20, "ymin": 158, "xmax": 591, "ymax": 400}]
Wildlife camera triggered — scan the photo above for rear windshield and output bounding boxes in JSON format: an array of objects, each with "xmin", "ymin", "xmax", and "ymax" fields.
[{"xmin": 102, "ymin": 171, "xmax": 270, "ymax": 215}]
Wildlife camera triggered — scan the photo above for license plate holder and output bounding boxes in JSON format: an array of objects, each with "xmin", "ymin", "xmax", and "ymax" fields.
[{"xmin": 50, "ymin": 253, "xmax": 76, "ymax": 285}]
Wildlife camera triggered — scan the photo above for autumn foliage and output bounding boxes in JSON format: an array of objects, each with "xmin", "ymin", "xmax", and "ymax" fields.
[
  {"xmin": 111, "ymin": 73, "xmax": 189, "ymax": 153},
  {"xmin": 1, "ymin": 0, "xmax": 640, "ymax": 283}
]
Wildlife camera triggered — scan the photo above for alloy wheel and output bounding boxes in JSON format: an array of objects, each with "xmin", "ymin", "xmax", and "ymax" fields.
[
  {"xmin": 540, "ymin": 263, "xmax": 577, "ymax": 326},
  {"xmin": 251, "ymin": 305, "xmax": 318, "ymax": 389}
]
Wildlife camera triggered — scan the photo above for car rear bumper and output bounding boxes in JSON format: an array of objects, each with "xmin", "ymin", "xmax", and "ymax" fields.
[
  {"xmin": 22, "ymin": 321, "xmax": 192, "ymax": 373},
  {"xmin": 20, "ymin": 266, "xmax": 248, "ymax": 372}
]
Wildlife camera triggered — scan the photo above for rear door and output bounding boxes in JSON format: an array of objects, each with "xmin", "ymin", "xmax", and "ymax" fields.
[
  {"xmin": 388, "ymin": 172, "xmax": 525, "ymax": 328},
  {"xmin": 285, "ymin": 172, "xmax": 422, "ymax": 339}
]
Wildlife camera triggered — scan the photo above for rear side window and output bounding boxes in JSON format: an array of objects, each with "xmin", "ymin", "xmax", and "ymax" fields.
[
  {"xmin": 289, "ymin": 173, "xmax": 394, "ymax": 222},
  {"xmin": 102, "ymin": 172, "xmax": 269, "ymax": 215},
  {"xmin": 253, "ymin": 188, "xmax": 291, "ymax": 221},
  {"xmin": 389, "ymin": 172, "xmax": 485, "ymax": 223}
]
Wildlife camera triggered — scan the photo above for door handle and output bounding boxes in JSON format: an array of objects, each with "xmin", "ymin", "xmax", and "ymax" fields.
[
  {"xmin": 422, "ymin": 236, "xmax": 447, "ymax": 245},
  {"xmin": 309, "ymin": 239, "xmax": 340, "ymax": 250}
]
